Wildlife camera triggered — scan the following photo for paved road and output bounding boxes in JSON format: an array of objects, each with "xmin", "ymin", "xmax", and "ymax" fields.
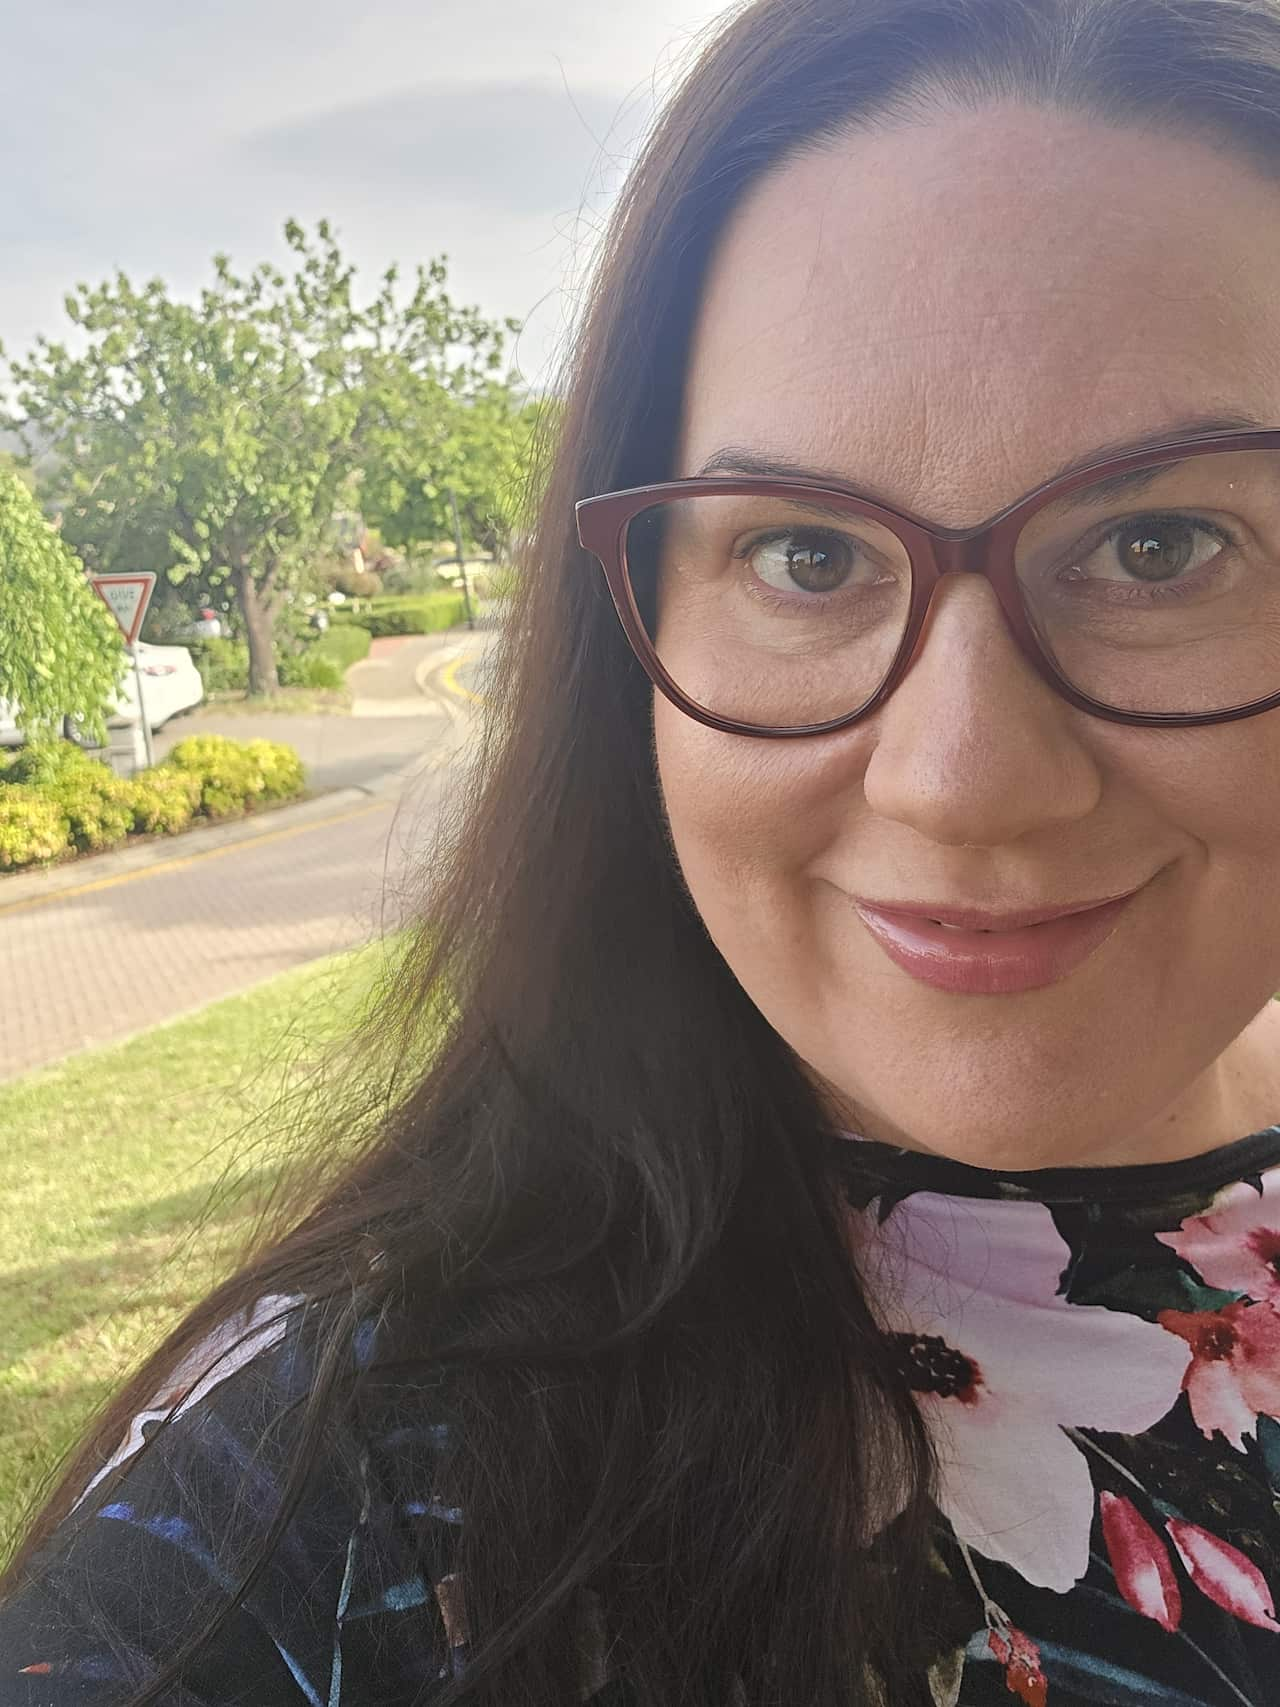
[
  {"xmin": 151, "ymin": 631, "xmax": 487, "ymax": 792},
  {"xmin": 0, "ymin": 630, "xmax": 496, "ymax": 1082}
]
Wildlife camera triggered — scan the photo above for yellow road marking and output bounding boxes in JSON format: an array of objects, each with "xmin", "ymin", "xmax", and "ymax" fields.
[
  {"xmin": 438, "ymin": 651, "xmax": 488, "ymax": 706},
  {"xmin": 0, "ymin": 800, "xmax": 390, "ymax": 920}
]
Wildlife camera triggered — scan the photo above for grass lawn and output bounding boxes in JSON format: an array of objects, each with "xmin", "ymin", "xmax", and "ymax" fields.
[{"xmin": 0, "ymin": 939, "xmax": 393, "ymax": 1555}]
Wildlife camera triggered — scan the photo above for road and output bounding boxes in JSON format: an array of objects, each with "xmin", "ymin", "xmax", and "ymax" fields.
[
  {"xmin": 0, "ymin": 630, "xmax": 493, "ymax": 1082},
  {"xmin": 150, "ymin": 630, "xmax": 480, "ymax": 792}
]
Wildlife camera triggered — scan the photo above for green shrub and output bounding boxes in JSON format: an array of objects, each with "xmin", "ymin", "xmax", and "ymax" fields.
[
  {"xmin": 7, "ymin": 743, "xmax": 135, "ymax": 851},
  {"xmin": 130, "ymin": 767, "xmax": 202, "ymax": 835},
  {"xmin": 312, "ymin": 624, "xmax": 371, "ymax": 670},
  {"xmin": 358, "ymin": 594, "xmax": 467, "ymax": 638},
  {"xmin": 165, "ymin": 734, "xmax": 266, "ymax": 819},
  {"xmin": 165, "ymin": 734, "xmax": 305, "ymax": 818},
  {"xmin": 242, "ymin": 739, "xmax": 306, "ymax": 801},
  {"xmin": 190, "ymin": 636, "xmax": 250, "ymax": 693},
  {"xmin": 0, "ymin": 786, "xmax": 70, "ymax": 869},
  {"xmin": 277, "ymin": 650, "xmax": 343, "ymax": 691}
]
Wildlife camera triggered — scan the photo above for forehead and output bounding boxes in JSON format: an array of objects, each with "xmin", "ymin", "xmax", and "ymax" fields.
[{"xmin": 678, "ymin": 104, "xmax": 1280, "ymax": 526}]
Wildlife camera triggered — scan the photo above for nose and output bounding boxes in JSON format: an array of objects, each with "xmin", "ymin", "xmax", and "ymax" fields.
[{"xmin": 861, "ymin": 576, "xmax": 1102, "ymax": 848}]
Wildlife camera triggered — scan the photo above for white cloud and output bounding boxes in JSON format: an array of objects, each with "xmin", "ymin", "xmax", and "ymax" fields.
[{"xmin": 2, "ymin": 0, "xmax": 724, "ymax": 386}]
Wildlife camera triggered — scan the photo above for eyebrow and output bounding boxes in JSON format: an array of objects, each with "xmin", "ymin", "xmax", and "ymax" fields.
[{"xmin": 692, "ymin": 412, "xmax": 1271, "ymax": 508}]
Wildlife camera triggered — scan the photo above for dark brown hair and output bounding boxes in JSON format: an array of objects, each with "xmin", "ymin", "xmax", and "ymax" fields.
[{"xmin": 11, "ymin": 0, "xmax": 1280, "ymax": 1700}]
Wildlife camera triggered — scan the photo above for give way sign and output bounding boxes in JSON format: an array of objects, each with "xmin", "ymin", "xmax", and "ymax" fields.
[{"xmin": 90, "ymin": 572, "xmax": 156, "ymax": 647}]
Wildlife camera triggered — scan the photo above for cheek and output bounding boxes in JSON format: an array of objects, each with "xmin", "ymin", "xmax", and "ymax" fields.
[
  {"xmin": 1135, "ymin": 722, "xmax": 1280, "ymax": 873},
  {"xmin": 653, "ymin": 696, "xmax": 869, "ymax": 924}
]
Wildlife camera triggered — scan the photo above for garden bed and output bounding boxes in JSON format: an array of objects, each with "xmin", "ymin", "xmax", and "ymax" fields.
[{"xmin": 0, "ymin": 735, "xmax": 308, "ymax": 874}]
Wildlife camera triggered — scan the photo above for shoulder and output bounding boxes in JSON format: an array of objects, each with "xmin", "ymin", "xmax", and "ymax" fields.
[
  {"xmin": 72, "ymin": 1291, "xmax": 308, "ymax": 1516},
  {"xmin": 0, "ymin": 1295, "xmax": 465, "ymax": 1705}
]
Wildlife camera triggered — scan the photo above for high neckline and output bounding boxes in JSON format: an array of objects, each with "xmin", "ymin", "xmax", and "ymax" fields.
[{"xmin": 829, "ymin": 1122, "xmax": 1280, "ymax": 1207}]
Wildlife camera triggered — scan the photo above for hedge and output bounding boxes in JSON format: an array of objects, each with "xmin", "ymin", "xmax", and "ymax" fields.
[
  {"xmin": 0, "ymin": 734, "xmax": 307, "ymax": 872},
  {"xmin": 334, "ymin": 592, "xmax": 466, "ymax": 638}
]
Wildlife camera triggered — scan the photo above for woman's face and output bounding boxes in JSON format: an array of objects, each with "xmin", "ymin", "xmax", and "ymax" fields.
[{"xmin": 657, "ymin": 105, "xmax": 1280, "ymax": 1169}]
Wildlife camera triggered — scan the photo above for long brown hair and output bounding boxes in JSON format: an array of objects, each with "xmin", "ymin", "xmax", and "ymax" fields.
[{"xmin": 12, "ymin": 0, "xmax": 1280, "ymax": 1699}]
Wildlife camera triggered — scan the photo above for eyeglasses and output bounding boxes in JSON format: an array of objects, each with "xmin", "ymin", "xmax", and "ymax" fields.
[{"xmin": 575, "ymin": 430, "xmax": 1280, "ymax": 736}]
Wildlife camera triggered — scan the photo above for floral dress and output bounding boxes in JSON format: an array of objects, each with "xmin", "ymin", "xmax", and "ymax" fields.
[
  {"xmin": 7, "ymin": 1128, "xmax": 1280, "ymax": 1704},
  {"xmin": 836, "ymin": 1125, "xmax": 1280, "ymax": 1706}
]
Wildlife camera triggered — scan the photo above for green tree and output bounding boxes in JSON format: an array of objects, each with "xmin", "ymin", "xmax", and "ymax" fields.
[
  {"xmin": 0, "ymin": 466, "xmax": 123, "ymax": 741},
  {"xmin": 5, "ymin": 223, "xmax": 517, "ymax": 695},
  {"xmin": 362, "ymin": 382, "xmax": 553, "ymax": 559}
]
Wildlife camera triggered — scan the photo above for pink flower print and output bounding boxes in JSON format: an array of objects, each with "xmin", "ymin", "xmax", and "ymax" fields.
[
  {"xmin": 1158, "ymin": 1175, "xmax": 1280, "ymax": 1305},
  {"xmin": 1158, "ymin": 1300, "xmax": 1280, "ymax": 1450},
  {"xmin": 854, "ymin": 1194, "xmax": 1190, "ymax": 1592},
  {"xmin": 1099, "ymin": 1493, "xmax": 1182, "ymax": 1633},
  {"xmin": 1166, "ymin": 1520, "xmax": 1280, "ymax": 1632},
  {"xmin": 987, "ymin": 1627, "xmax": 1047, "ymax": 1707}
]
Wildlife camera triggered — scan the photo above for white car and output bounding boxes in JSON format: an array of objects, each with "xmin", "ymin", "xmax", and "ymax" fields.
[
  {"xmin": 0, "ymin": 642, "xmax": 204, "ymax": 748},
  {"xmin": 118, "ymin": 641, "xmax": 205, "ymax": 729}
]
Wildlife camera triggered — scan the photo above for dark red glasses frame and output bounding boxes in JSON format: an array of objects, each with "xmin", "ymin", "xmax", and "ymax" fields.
[{"xmin": 575, "ymin": 428, "xmax": 1280, "ymax": 738}]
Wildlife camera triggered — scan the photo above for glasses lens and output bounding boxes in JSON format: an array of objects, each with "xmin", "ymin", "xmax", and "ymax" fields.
[
  {"xmin": 623, "ymin": 493, "xmax": 913, "ymax": 727},
  {"xmin": 1015, "ymin": 448, "xmax": 1280, "ymax": 716}
]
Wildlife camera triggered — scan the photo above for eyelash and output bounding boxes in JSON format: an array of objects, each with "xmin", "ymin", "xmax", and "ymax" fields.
[{"xmin": 1058, "ymin": 513, "xmax": 1240, "ymax": 604}]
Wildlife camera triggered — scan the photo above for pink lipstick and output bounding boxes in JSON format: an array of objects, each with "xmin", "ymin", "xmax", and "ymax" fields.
[{"xmin": 852, "ymin": 891, "xmax": 1139, "ymax": 996}]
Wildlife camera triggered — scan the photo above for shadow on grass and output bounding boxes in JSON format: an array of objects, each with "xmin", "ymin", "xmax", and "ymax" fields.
[{"xmin": 3, "ymin": 1159, "xmax": 288, "ymax": 1368}]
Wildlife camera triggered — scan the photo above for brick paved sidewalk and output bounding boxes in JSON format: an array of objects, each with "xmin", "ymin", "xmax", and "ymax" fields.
[{"xmin": 0, "ymin": 740, "xmax": 472, "ymax": 1084}]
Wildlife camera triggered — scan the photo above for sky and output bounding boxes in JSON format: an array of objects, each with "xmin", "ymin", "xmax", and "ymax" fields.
[{"xmin": 4, "ymin": 0, "xmax": 728, "ymax": 391}]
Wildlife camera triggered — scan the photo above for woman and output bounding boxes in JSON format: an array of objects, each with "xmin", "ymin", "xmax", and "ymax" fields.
[{"xmin": 8, "ymin": 0, "xmax": 1280, "ymax": 1699}]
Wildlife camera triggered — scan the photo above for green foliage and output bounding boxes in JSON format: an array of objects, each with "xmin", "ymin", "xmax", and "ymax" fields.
[
  {"xmin": 0, "ymin": 786, "xmax": 70, "ymax": 869},
  {"xmin": 6, "ymin": 742, "xmax": 135, "ymax": 851},
  {"xmin": 0, "ymin": 735, "xmax": 306, "ymax": 870},
  {"xmin": 311, "ymin": 623, "xmax": 371, "ymax": 670},
  {"xmin": 338, "ymin": 592, "xmax": 466, "ymax": 637},
  {"xmin": 130, "ymin": 767, "xmax": 202, "ymax": 835},
  {"xmin": 241, "ymin": 739, "xmax": 306, "ymax": 801},
  {"xmin": 333, "ymin": 566, "xmax": 382, "ymax": 599},
  {"xmin": 165, "ymin": 734, "xmax": 305, "ymax": 818},
  {"xmin": 361, "ymin": 384, "xmax": 555, "ymax": 555},
  {"xmin": 189, "ymin": 636, "xmax": 250, "ymax": 694},
  {"xmin": 0, "ymin": 468, "xmax": 123, "ymax": 742},
  {"xmin": 6, "ymin": 222, "xmax": 521, "ymax": 697},
  {"xmin": 277, "ymin": 650, "xmax": 343, "ymax": 691}
]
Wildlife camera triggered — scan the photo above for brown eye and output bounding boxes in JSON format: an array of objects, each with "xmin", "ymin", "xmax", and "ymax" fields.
[
  {"xmin": 1063, "ymin": 515, "xmax": 1227, "ymax": 587},
  {"xmin": 1113, "ymin": 519, "xmax": 1200, "ymax": 581},
  {"xmin": 748, "ymin": 530, "xmax": 860, "ymax": 595}
]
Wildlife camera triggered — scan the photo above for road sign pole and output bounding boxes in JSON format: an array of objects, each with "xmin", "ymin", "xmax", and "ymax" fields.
[
  {"xmin": 448, "ymin": 487, "xmax": 476, "ymax": 631},
  {"xmin": 131, "ymin": 646, "xmax": 155, "ymax": 769}
]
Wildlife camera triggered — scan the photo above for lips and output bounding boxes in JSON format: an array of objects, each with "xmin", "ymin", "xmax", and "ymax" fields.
[{"xmin": 852, "ymin": 890, "xmax": 1140, "ymax": 996}]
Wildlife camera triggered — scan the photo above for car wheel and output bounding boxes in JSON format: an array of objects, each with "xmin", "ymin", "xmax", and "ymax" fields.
[{"xmin": 61, "ymin": 714, "xmax": 101, "ymax": 750}]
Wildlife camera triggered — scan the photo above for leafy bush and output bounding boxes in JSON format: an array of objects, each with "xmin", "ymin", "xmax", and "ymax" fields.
[
  {"xmin": 165, "ymin": 734, "xmax": 305, "ymax": 818},
  {"xmin": 0, "ymin": 734, "xmax": 307, "ymax": 872},
  {"xmin": 0, "ymin": 786, "xmax": 70, "ymax": 869},
  {"xmin": 311, "ymin": 624, "xmax": 371, "ymax": 671},
  {"xmin": 6, "ymin": 742, "xmax": 135, "ymax": 851},
  {"xmin": 355, "ymin": 594, "xmax": 467, "ymax": 638},
  {"xmin": 277, "ymin": 650, "xmax": 344, "ymax": 691},
  {"xmin": 190, "ymin": 636, "xmax": 250, "ymax": 694},
  {"xmin": 130, "ymin": 767, "xmax": 202, "ymax": 835},
  {"xmin": 242, "ymin": 739, "xmax": 306, "ymax": 801},
  {"xmin": 334, "ymin": 565, "xmax": 382, "ymax": 598}
]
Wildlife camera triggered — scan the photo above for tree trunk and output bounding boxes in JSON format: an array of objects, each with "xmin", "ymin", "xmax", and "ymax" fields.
[{"xmin": 234, "ymin": 566, "xmax": 280, "ymax": 696}]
